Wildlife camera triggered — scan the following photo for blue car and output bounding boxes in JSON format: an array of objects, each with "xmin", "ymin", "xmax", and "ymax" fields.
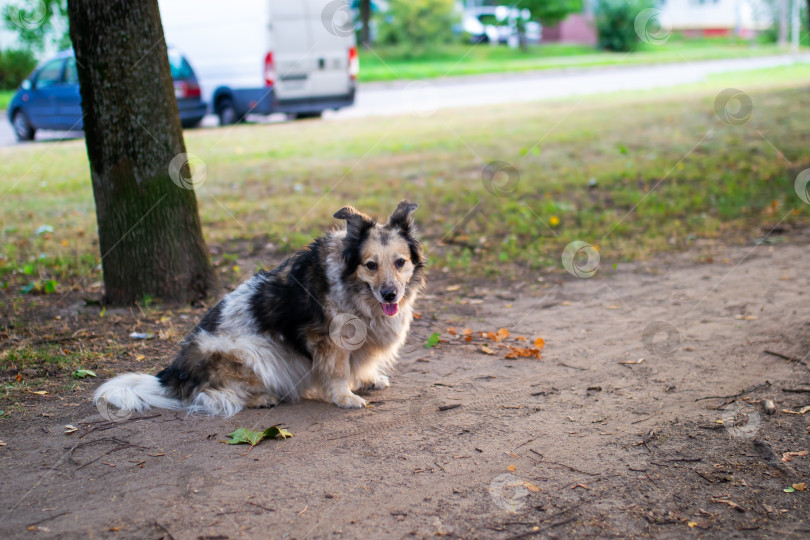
[{"xmin": 8, "ymin": 48, "xmax": 207, "ymax": 141}]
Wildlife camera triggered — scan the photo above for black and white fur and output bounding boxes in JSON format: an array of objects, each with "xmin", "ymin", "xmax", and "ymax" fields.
[{"xmin": 94, "ymin": 201, "xmax": 425, "ymax": 416}]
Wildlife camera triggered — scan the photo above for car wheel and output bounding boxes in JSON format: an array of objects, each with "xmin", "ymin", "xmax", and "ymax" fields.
[
  {"xmin": 12, "ymin": 110, "xmax": 35, "ymax": 141},
  {"xmin": 217, "ymin": 98, "xmax": 238, "ymax": 126},
  {"xmin": 294, "ymin": 111, "xmax": 323, "ymax": 120}
]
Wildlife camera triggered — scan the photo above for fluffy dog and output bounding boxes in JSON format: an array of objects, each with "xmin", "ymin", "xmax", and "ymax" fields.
[{"xmin": 94, "ymin": 201, "xmax": 425, "ymax": 415}]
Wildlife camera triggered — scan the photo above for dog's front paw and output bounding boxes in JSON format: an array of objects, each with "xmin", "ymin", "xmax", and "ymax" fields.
[
  {"xmin": 372, "ymin": 374, "xmax": 390, "ymax": 390},
  {"xmin": 333, "ymin": 392, "xmax": 367, "ymax": 409}
]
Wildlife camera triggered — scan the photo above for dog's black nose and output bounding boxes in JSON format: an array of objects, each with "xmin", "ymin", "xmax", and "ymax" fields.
[{"xmin": 381, "ymin": 287, "xmax": 397, "ymax": 302}]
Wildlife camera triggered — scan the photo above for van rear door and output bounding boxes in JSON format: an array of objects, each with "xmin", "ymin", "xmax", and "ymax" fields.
[
  {"xmin": 268, "ymin": 1, "xmax": 312, "ymax": 101},
  {"xmin": 303, "ymin": 0, "xmax": 354, "ymax": 98}
]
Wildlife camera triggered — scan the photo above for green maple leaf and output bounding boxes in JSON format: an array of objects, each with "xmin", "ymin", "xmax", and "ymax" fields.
[
  {"xmin": 226, "ymin": 425, "xmax": 292, "ymax": 454},
  {"xmin": 71, "ymin": 369, "xmax": 96, "ymax": 379},
  {"xmin": 425, "ymin": 332, "xmax": 440, "ymax": 348}
]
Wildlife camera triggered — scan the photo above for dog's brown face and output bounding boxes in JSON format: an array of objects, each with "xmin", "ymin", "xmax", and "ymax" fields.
[
  {"xmin": 356, "ymin": 227, "xmax": 416, "ymax": 315},
  {"xmin": 334, "ymin": 201, "xmax": 424, "ymax": 317}
]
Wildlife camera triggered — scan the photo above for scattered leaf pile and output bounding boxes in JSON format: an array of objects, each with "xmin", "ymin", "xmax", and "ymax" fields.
[{"xmin": 430, "ymin": 327, "xmax": 545, "ymax": 360}]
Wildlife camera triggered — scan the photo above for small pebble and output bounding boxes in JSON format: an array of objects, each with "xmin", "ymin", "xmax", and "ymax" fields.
[{"xmin": 763, "ymin": 399, "xmax": 776, "ymax": 415}]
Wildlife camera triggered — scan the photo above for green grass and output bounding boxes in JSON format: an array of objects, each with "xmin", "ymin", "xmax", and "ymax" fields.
[
  {"xmin": 0, "ymin": 63, "xmax": 808, "ymax": 293},
  {"xmin": 0, "ymin": 90, "xmax": 13, "ymax": 111},
  {"xmin": 359, "ymin": 38, "xmax": 796, "ymax": 82}
]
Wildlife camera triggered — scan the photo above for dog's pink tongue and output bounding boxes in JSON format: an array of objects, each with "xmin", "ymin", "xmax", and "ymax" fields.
[{"xmin": 382, "ymin": 303, "xmax": 398, "ymax": 316}]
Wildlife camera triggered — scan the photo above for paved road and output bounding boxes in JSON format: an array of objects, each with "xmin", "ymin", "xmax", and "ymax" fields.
[{"xmin": 2, "ymin": 54, "xmax": 808, "ymax": 147}]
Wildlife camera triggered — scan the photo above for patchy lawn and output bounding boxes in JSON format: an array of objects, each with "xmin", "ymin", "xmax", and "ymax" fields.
[{"xmin": 0, "ymin": 63, "xmax": 809, "ymax": 408}]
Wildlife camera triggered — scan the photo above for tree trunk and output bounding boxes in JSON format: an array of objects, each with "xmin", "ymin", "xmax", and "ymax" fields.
[
  {"xmin": 360, "ymin": 0, "xmax": 371, "ymax": 47},
  {"xmin": 67, "ymin": 0, "xmax": 217, "ymax": 306},
  {"xmin": 778, "ymin": 0, "xmax": 789, "ymax": 46}
]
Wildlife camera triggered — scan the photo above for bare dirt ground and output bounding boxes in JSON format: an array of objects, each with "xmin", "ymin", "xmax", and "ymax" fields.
[{"xmin": 1, "ymin": 235, "xmax": 810, "ymax": 539}]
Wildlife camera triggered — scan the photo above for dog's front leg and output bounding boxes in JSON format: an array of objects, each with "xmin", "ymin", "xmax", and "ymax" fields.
[{"xmin": 314, "ymin": 345, "xmax": 367, "ymax": 409}]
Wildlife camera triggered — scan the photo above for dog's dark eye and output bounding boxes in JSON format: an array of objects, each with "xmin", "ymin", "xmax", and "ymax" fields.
[
  {"xmin": 395, "ymin": 258, "xmax": 406, "ymax": 269},
  {"xmin": 365, "ymin": 261, "xmax": 377, "ymax": 271}
]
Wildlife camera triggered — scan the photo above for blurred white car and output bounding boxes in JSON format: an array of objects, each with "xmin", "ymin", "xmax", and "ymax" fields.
[
  {"xmin": 460, "ymin": 6, "xmax": 541, "ymax": 45},
  {"xmin": 461, "ymin": 10, "xmax": 500, "ymax": 43}
]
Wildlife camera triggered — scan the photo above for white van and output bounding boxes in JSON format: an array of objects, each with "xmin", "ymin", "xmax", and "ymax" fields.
[{"xmin": 158, "ymin": 0, "xmax": 358, "ymax": 124}]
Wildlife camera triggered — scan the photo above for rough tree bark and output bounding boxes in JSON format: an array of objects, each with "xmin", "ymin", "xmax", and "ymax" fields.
[{"xmin": 67, "ymin": 0, "xmax": 217, "ymax": 305}]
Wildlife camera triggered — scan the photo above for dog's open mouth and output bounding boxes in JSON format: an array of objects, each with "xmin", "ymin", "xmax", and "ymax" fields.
[{"xmin": 381, "ymin": 303, "xmax": 398, "ymax": 316}]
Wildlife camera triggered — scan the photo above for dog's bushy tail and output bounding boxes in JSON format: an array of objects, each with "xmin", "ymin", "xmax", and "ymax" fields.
[{"xmin": 93, "ymin": 373, "xmax": 184, "ymax": 413}]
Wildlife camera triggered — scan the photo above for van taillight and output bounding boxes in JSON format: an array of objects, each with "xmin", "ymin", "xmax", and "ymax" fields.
[
  {"xmin": 264, "ymin": 52, "xmax": 275, "ymax": 87},
  {"xmin": 348, "ymin": 46, "xmax": 358, "ymax": 81}
]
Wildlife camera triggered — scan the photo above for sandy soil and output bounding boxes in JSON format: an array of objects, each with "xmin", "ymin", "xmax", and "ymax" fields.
[{"xmin": 1, "ymin": 237, "xmax": 809, "ymax": 539}]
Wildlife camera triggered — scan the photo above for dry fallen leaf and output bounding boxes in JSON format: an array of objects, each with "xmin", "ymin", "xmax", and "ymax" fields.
[
  {"xmin": 507, "ymin": 464, "xmax": 515, "ymax": 472},
  {"xmin": 0, "ymin": 440, "xmax": 6, "ymax": 446},
  {"xmin": 711, "ymin": 498, "xmax": 744, "ymax": 512},
  {"xmin": 504, "ymin": 346, "xmax": 543, "ymax": 360},
  {"xmin": 782, "ymin": 450, "xmax": 808, "ymax": 462},
  {"xmin": 525, "ymin": 482, "xmax": 541, "ymax": 492},
  {"xmin": 618, "ymin": 358, "xmax": 645, "ymax": 365},
  {"xmin": 734, "ymin": 314, "xmax": 758, "ymax": 320},
  {"xmin": 462, "ymin": 328, "xmax": 473, "ymax": 336},
  {"xmin": 487, "ymin": 329, "xmax": 510, "ymax": 342},
  {"xmin": 447, "ymin": 327, "xmax": 456, "ymax": 335},
  {"xmin": 481, "ymin": 345, "xmax": 495, "ymax": 355},
  {"xmin": 534, "ymin": 337, "xmax": 545, "ymax": 349},
  {"xmin": 793, "ymin": 483, "xmax": 807, "ymax": 491},
  {"xmin": 29, "ymin": 390, "xmax": 48, "ymax": 395},
  {"xmin": 64, "ymin": 425, "xmax": 78, "ymax": 434},
  {"xmin": 783, "ymin": 406, "xmax": 810, "ymax": 415},
  {"xmin": 446, "ymin": 285, "xmax": 460, "ymax": 292}
]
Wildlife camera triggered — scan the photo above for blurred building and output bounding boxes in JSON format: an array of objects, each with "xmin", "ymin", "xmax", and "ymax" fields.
[
  {"xmin": 539, "ymin": 0, "xmax": 773, "ymax": 44},
  {"xmin": 657, "ymin": 0, "xmax": 773, "ymax": 38}
]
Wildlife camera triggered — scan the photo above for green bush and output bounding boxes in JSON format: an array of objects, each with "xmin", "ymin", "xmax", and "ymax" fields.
[
  {"xmin": 0, "ymin": 49, "xmax": 37, "ymax": 90},
  {"xmin": 595, "ymin": 0, "xmax": 651, "ymax": 52},
  {"xmin": 377, "ymin": 0, "xmax": 459, "ymax": 57}
]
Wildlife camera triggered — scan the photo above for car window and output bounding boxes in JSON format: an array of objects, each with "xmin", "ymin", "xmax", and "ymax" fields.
[
  {"xmin": 64, "ymin": 57, "xmax": 79, "ymax": 85},
  {"xmin": 34, "ymin": 58, "xmax": 64, "ymax": 89},
  {"xmin": 478, "ymin": 14, "xmax": 498, "ymax": 26},
  {"xmin": 168, "ymin": 50, "xmax": 193, "ymax": 80}
]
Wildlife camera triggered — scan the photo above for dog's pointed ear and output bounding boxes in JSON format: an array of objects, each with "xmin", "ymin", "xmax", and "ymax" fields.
[
  {"xmin": 334, "ymin": 206, "xmax": 375, "ymax": 238},
  {"xmin": 387, "ymin": 200, "xmax": 418, "ymax": 231}
]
